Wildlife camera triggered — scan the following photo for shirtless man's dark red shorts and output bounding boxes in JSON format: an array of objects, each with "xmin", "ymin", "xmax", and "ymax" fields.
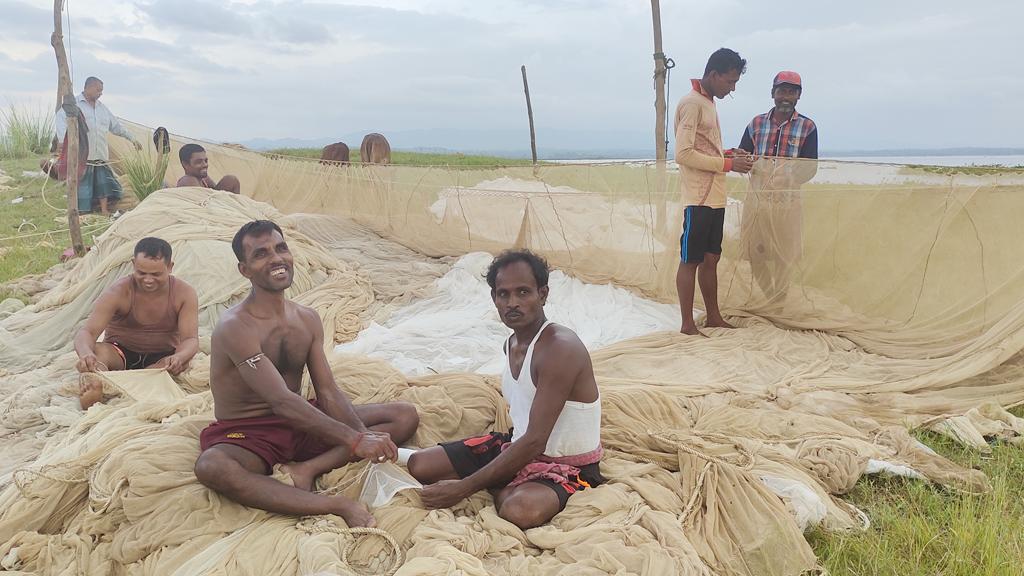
[{"xmin": 199, "ymin": 401, "xmax": 331, "ymax": 472}]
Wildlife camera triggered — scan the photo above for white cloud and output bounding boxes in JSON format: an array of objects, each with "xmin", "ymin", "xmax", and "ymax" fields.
[{"xmin": 0, "ymin": 0, "xmax": 1021, "ymax": 150}]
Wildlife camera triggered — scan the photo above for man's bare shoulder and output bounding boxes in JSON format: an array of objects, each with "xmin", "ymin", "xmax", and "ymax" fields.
[
  {"xmin": 102, "ymin": 276, "xmax": 132, "ymax": 299},
  {"xmin": 292, "ymin": 302, "xmax": 323, "ymax": 329},
  {"xmin": 212, "ymin": 303, "xmax": 255, "ymax": 342},
  {"xmin": 539, "ymin": 324, "xmax": 590, "ymax": 361},
  {"xmin": 107, "ymin": 275, "xmax": 131, "ymax": 290},
  {"xmin": 176, "ymin": 175, "xmax": 202, "ymax": 187},
  {"xmin": 172, "ymin": 276, "xmax": 198, "ymax": 299}
]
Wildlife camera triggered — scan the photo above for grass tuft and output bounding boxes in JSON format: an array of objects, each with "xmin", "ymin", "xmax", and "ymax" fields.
[
  {"xmin": 121, "ymin": 149, "xmax": 170, "ymax": 201},
  {"xmin": 0, "ymin": 105, "xmax": 54, "ymax": 160}
]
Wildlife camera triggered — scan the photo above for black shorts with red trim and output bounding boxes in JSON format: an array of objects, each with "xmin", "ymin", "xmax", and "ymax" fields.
[
  {"xmin": 108, "ymin": 341, "xmax": 174, "ymax": 370},
  {"xmin": 440, "ymin": 431, "xmax": 604, "ymax": 510}
]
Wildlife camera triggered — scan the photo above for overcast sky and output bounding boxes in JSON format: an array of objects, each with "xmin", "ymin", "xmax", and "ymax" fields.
[{"xmin": 1, "ymin": 0, "xmax": 1021, "ymax": 152}]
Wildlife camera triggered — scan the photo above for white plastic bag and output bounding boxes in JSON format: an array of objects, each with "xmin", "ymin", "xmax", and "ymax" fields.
[{"xmin": 358, "ymin": 462, "xmax": 422, "ymax": 508}]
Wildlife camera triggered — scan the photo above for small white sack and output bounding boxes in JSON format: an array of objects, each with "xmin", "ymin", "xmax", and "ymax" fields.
[{"xmin": 358, "ymin": 462, "xmax": 422, "ymax": 508}]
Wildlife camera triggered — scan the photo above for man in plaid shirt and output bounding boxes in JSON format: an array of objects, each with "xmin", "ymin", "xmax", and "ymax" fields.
[
  {"xmin": 737, "ymin": 71, "xmax": 818, "ymax": 301},
  {"xmin": 738, "ymin": 71, "xmax": 817, "ymax": 160}
]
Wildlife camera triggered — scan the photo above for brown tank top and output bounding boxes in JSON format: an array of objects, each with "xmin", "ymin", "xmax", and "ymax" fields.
[{"xmin": 104, "ymin": 276, "xmax": 180, "ymax": 354}]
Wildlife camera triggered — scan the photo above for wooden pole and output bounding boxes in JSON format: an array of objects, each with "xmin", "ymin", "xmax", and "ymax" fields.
[
  {"xmin": 651, "ymin": 0, "xmax": 667, "ymax": 162},
  {"xmin": 51, "ymin": 0, "xmax": 85, "ymax": 257},
  {"xmin": 50, "ymin": 1, "xmax": 70, "ymax": 151},
  {"xmin": 52, "ymin": 2, "xmax": 71, "ymax": 114},
  {"xmin": 521, "ymin": 65, "xmax": 538, "ymax": 166},
  {"xmin": 651, "ymin": 0, "xmax": 669, "ymax": 240}
]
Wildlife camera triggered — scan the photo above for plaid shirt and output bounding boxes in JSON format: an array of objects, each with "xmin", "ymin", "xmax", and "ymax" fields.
[{"xmin": 739, "ymin": 109, "xmax": 817, "ymax": 159}]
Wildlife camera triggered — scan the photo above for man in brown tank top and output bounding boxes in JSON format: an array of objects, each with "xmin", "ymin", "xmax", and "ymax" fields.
[
  {"xmin": 73, "ymin": 237, "xmax": 199, "ymax": 409},
  {"xmin": 193, "ymin": 220, "xmax": 419, "ymax": 528}
]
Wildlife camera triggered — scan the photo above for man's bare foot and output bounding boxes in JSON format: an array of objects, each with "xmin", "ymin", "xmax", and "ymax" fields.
[
  {"xmin": 79, "ymin": 374, "xmax": 103, "ymax": 409},
  {"xmin": 680, "ymin": 324, "xmax": 709, "ymax": 337},
  {"xmin": 704, "ymin": 317, "xmax": 736, "ymax": 329},
  {"xmin": 281, "ymin": 461, "xmax": 317, "ymax": 492},
  {"xmin": 333, "ymin": 497, "xmax": 376, "ymax": 528}
]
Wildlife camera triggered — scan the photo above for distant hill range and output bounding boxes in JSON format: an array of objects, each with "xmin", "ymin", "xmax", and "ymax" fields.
[{"xmin": 237, "ymin": 130, "xmax": 1024, "ymax": 161}]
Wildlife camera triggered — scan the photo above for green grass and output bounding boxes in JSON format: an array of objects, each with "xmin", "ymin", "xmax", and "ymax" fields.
[
  {"xmin": 263, "ymin": 147, "xmax": 543, "ymax": 167},
  {"xmin": 808, "ymin": 407, "xmax": 1024, "ymax": 576},
  {"xmin": 0, "ymin": 156, "xmax": 112, "ymax": 302},
  {"xmin": 0, "ymin": 105, "xmax": 54, "ymax": 160}
]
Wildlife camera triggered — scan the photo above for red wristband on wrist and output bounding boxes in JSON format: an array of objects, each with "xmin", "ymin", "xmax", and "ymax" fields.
[{"xmin": 350, "ymin": 432, "xmax": 367, "ymax": 452}]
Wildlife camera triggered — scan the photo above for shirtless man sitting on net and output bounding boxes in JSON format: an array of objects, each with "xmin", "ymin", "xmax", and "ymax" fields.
[
  {"xmin": 193, "ymin": 220, "xmax": 419, "ymax": 527},
  {"xmin": 175, "ymin": 143, "xmax": 241, "ymax": 194},
  {"xmin": 73, "ymin": 237, "xmax": 199, "ymax": 409}
]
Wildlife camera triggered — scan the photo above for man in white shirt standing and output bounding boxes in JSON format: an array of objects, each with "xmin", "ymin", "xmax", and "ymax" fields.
[{"xmin": 55, "ymin": 76, "xmax": 141, "ymax": 215}]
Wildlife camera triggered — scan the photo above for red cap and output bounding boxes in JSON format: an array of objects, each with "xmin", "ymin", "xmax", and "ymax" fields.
[{"xmin": 773, "ymin": 71, "xmax": 802, "ymax": 89}]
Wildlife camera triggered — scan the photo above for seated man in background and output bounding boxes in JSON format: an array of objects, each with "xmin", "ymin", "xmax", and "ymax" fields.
[
  {"xmin": 175, "ymin": 143, "xmax": 241, "ymax": 194},
  {"xmin": 409, "ymin": 249, "xmax": 604, "ymax": 530},
  {"xmin": 74, "ymin": 237, "xmax": 199, "ymax": 409}
]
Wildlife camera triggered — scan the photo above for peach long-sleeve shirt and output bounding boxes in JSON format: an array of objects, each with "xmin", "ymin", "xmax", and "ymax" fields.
[{"xmin": 674, "ymin": 79, "xmax": 732, "ymax": 209}]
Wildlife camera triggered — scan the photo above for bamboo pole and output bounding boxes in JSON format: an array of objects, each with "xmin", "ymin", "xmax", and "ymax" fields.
[
  {"xmin": 651, "ymin": 0, "xmax": 667, "ymax": 162},
  {"xmin": 651, "ymin": 0, "xmax": 669, "ymax": 240},
  {"xmin": 521, "ymin": 65, "xmax": 538, "ymax": 166},
  {"xmin": 51, "ymin": 0, "xmax": 85, "ymax": 256}
]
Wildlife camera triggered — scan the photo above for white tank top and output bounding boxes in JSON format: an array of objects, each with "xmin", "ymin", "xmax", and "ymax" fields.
[{"xmin": 502, "ymin": 320, "xmax": 601, "ymax": 457}]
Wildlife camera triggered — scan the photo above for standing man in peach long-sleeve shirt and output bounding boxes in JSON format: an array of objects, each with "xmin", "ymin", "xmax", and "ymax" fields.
[{"xmin": 673, "ymin": 48, "xmax": 754, "ymax": 336}]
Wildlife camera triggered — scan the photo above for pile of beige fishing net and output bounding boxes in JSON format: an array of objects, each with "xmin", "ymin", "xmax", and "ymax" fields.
[{"xmin": 0, "ymin": 123, "xmax": 1022, "ymax": 575}]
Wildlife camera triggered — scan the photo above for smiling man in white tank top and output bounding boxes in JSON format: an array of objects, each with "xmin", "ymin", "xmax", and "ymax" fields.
[{"xmin": 409, "ymin": 249, "xmax": 603, "ymax": 529}]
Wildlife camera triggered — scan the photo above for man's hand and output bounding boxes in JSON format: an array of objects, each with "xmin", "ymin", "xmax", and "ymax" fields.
[
  {"xmin": 731, "ymin": 153, "xmax": 755, "ymax": 174},
  {"xmin": 76, "ymin": 353, "xmax": 100, "ymax": 373},
  {"xmin": 420, "ymin": 479, "xmax": 473, "ymax": 509},
  {"xmin": 78, "ymin": 374, "xmax": 100, "ymax": 395},
  {"xmin": 352, "ymin": 431, "xmax": 398, "ymax": 463},
  {"xmin": 152, "ymin": 354, "xmax": 190, "ymax": 375},
  {"xmin": 133, "ymin": 141, "xmax": 143, "ymax": 151}
]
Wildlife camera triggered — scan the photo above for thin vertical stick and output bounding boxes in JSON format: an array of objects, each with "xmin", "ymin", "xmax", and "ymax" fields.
[{"xmin": 521, "ymin": 65, "xmax": 538, "ymax": 166}]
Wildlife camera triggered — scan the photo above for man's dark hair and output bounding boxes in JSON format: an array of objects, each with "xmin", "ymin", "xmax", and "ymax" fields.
[
  {"xmin": 703, "ymin": 48, "xmax": 747, "ymax": 76},
  {"xmin": 485, "ymin": 249, "xmax": 550, "ymax": 291},
  {"xmin": 179, "ymin": 143, "xmax": 206, "ymax": 165},
  {"xmin": 232, "ymin": 220, "xmax": 284, "ymax": 262},
  {"xmin": 154, "ymin": 127, "xmax": 171, "ymax": 154},
  {"xmin": 134, "ymin": 237, "xmax": 172, "ymax": 264},
  {"xmin": 84, "ymin": 76, "xmax": 102, "ymax": 89}
]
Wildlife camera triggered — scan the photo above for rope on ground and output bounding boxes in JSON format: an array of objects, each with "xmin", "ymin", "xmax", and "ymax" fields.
[
  {"xmin": 296, "ymin": 516, "xmax": 404, "ymax": 576},
  {"xmin": 0, "ymin": 220, "xmax": 111, "ymax": 243},
  {"xmin": 679, "ymin": 460, "xmax": 711, "ymax": 525}
]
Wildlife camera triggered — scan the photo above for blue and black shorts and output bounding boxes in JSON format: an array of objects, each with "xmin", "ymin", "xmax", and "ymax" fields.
[{"xmin": 680, "ymin": 206, "xmax": 725, "ymax": 263}]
